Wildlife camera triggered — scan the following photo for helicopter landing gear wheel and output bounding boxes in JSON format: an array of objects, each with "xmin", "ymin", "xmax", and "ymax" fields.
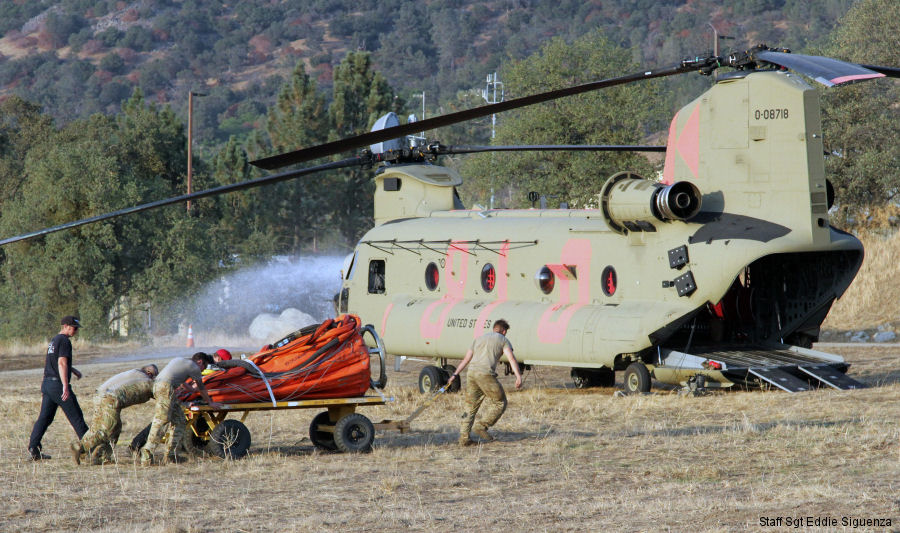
[
  {"xmin": 442, "ymin": 364, "xmax": 461, "ymax": 393},
  {"xmin": 309, "ymin": 411, "xmax": 337, "ymax": 451},
  {"xmin": 418, "ymin": 365, "xmax": 444, "ymax": 393},
  {"xmin": 623, "ymin": 362, "xmax": 651, "ymax": 395}
]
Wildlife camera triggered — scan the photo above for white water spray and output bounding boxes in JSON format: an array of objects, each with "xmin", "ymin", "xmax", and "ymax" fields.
[{"xmin": 185, "ymin": 255, "xmax": 344, "ymax": 338}]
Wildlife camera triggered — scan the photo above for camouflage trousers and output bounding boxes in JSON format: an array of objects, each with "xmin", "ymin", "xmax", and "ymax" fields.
[
  {"xmin": 460, "ymin": 372, "xmax": 507, "ymax": 436},
  {"xmin": 80, "ymin": 395, "xmax": 123, "ymax": 455},
  {"xmin": 80, "ymin": 382, "xmax": 152, "ymax": 462},
  {"xmin": 141, "ymin": 382, "xmax": 186, "ymax": 460}
]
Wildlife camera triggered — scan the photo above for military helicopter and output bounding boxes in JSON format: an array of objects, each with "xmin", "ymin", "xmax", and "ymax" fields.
[{"xmin": 4, "ymin": 45, "xmax": 898, "ymax": 394}]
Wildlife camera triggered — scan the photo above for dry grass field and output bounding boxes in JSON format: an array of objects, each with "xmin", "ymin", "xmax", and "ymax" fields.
[
  {"xmin": 1, "ymin": 344, "xmax": 898, "ymax": 532},
  {"xmin": 2, "ymin": 229, "xmax": 899, "ymax": 532}
]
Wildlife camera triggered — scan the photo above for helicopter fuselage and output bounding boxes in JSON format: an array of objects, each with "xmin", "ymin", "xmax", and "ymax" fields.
[{"xmin": 339, "ymin": 70, "xmax": 863, "ymax": 389}]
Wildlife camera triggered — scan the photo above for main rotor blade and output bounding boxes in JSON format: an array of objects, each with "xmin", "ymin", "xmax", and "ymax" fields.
[
  {"xmin": 251, "ymin": 57, "xmax": 715, "ymax": 170},
  {"xmin": 0, "ymin": 156, "xmax": 365, "ymax": 247},
  {"xmin": 752, "ymin": 50, "xmax": 885, "ymax": 86},
  {"xmin": 859, "ymin": 64, "xmax": 900, "ymax": 79},
  {"xmin": 438, "ymin": 144, "xmax": 666, "ymax": 154}
]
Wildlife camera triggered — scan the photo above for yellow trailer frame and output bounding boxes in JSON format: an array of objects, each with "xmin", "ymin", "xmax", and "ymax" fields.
[
  {"xmin": 185, "ymin": 395, "xmax": 410, "ymax": 457},
  {"xmin": 181, "ymin": 325, "xmax": 412, "ymax": 457}
]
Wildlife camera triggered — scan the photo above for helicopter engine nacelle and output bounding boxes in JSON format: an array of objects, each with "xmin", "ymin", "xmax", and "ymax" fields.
[{"xmin": 600, "ymin": 171, "xmax": 701, "ymax": 233}]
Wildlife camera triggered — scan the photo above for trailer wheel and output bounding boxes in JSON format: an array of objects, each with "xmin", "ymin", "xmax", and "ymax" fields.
[
  {"xmin": 309, "ymin": 411, "xmax": 337, "ymax": 451},
  {"xmin": 623, "ymin": 362, "xmax": 651, "ymax": 394},
  {"xmin": 442, "ymin": 364, "xmax": 461, "ymax": 393},
  {"xmin": 206, "ymin": 419, "xmax": 251, "ymax": 459},
  {"xmin": 333, "ymin": 413, "xmax": 375, "ymax": 453},
  {"xmin": 418, "ymin": 365, "xmax": 444, "ymax": 393},
  {"xmin": 129, "ymin": 423, "xmax": 151, "ymax": 452}
]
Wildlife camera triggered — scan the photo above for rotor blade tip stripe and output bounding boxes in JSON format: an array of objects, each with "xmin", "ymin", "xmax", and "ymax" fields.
[{"xmin": 830, "ymin": 73, "xmax": 886, "ymax": 85}]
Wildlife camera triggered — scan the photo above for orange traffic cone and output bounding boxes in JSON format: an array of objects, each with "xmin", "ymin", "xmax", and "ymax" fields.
[{"xmin": 186, "ymin": 324, "xmax": 195, "ymax": 347}]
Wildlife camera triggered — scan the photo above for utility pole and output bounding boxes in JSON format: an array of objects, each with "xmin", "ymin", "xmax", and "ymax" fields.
[
  {"xmin": 481, "ymin": 72, "xmax": 504, "ymax": 208},
  {"xmin": 411, "ymin": 91, "xmax": 425, "ymax": 137},
  {"xmin": 482, "ymin": 72, "xmax": 504, "ymax": 139},
  {"xmin": 187, "ymin": 91, "xmax": 206, "ymax": 212}
]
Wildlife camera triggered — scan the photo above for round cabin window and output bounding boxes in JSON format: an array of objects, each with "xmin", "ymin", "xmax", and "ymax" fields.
[
  {"xmin": 425, "ymin": 262, "xmax": 440, "ymax": 291},
  {"xmin": 602, "ymin": 266, "xmax": 617, "ymax": 296},
  {"xmin": 536, "ymin": 265, "xmax": 555, "ymax": 294},
  {"xmin": 481, "ymin": 263, "xmax": 496, "ymax": 292}
]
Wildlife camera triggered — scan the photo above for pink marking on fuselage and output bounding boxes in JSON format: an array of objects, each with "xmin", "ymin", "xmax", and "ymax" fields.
[
  {"xmin": 677, "ymin": 104, "xmax": 700, "ymax": 179},
  {"xmin": 662, "ymin": 110, "xmax": 680, "ymax": 185},
  {"xmin": 474, "ymin": 242, "xmax": 510, "ymax": 337},
  {"xmin": 420, "ymin": 242, "xmax": 469, "ymax": 339},
  {"xmin": 380, "ymin": 302, "xmax": 394, "ymax": 338},
  {"xmin": 536, "ymin": 239, "xmax": 592, "ymax": 344},
  {"xmin": 831, "ymin": 73, "xmax": 885, "ymax": 85}
]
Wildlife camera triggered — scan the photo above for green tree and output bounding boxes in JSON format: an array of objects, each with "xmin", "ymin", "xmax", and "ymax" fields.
[
  {"xmin": 263, "ymin": 62, "xmax": 332, "ymax": 252},
  {"xmin": 0, "ymin": 91, "xmax": 230, "ymax": 339},
  {"xmin": 460, "ymin": 31, "xmax": 664, "ymax": 209},
  {"xmin": 329, "ymin": 51, "xmax": 404, "ymax": 245},
  {"xmin": 819, "ymin": 0, "xmax": 900, "ymax": 217}
]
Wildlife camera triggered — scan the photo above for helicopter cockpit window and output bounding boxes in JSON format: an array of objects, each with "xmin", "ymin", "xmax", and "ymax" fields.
[
  {"xmin": 368, "ymin": 260, "xmax": 386, "ymax": 294},
  {"xmin": 425, "ymin": 262, "xmax": 439, "ymax": 291},
  {"xmin": 536, "ymin": 266, "xmax": 554, "ymax": 294},
  {"xmin": 481, "ymin": 263, "xmax": 496, "ymax": 292}
]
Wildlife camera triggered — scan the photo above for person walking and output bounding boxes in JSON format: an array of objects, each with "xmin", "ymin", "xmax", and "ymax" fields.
[
  {"xmin": 27, "ymin": 315, "xmax": 89, "ymax": 460},
  {"xmin": 139, "ymin": 352, "xmax": 221, "ymax": 466},
  {"xmin": 446, "ymin": 319, "xmax": 522, "ymax": 446},
  {"xmin": 70, "ymin": 364, "xmax": 158, "ymax": 465}
]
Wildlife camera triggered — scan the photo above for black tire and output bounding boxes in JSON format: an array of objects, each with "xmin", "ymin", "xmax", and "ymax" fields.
[
  {"xmin": 595, "ymin": 367, "xmax": 616, "ymax": 388},
  {"xmin": 442, "ymin": 364, "xmax": 461, "ymax": 393},
  {"xmin": 130, "ymin": 423, "xmax": 151, "ymax": 452},
  {"xmin": 206, "ymin": 419, "xmax": 251, "ymax": 459},
  {"xmin": 571, "ymin": 368, "xmax": 615, "ymax": 388},
  {"xmin": 571, "ymin": 368, "xmax": 592, "ymax": 389},
  {"xmin": 623, "ymin": 362, "xmax": 652, "ymax": 395},
  {"xmin": 309, "ymin": 411, "xmax": 337, "ymax": 451},
  {"xmin": 189, "ymin": 416, "xmax": 210, "ymax": 449},
  {"xmin": 418, "ymin": 365, "xmax": 444, "ymax": 393},
  {"xmin": 333, "ymin": 413, "xmax": 375, "ymax": 453}
]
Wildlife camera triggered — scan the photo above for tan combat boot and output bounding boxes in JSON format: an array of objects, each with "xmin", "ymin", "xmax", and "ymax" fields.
[
  {"xmin": 472, "ymin": 425, "xmax": 494, "ymax": 443},
  {"xmin": 69, "ymin": 441, "xmax": 83, "ymax": 465}
]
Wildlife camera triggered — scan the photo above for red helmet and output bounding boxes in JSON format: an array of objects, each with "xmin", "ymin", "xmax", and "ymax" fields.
[{"xmin": 215, "ymin": 348, "xmax": 232, "ymax": 361}]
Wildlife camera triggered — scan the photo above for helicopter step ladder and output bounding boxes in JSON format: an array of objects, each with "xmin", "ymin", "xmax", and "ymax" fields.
[{"xmin": 659, "ymin": 344, "xmax": 866, "ymax": 392}]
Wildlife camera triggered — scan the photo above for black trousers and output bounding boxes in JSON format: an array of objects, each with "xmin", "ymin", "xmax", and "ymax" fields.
[{"xmin": 28, "ymin": 378, "xmax": 88, "ymax": 452}]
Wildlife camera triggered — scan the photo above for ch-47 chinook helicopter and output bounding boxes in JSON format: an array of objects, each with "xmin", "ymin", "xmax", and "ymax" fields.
[{"xmin": 3, "ymin": 44, "xmax": 898, "ymax": 394}]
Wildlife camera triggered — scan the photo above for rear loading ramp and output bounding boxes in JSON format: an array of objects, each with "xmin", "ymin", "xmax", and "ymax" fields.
[{"xmin": 654, "ymin": 344, "xmax": 865, "ymax": 392}]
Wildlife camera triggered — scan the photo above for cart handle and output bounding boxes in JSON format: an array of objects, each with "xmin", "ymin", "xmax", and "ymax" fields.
[{"xmin": 360, "ymin": 324, "xmax": 387, "ymax": 389}]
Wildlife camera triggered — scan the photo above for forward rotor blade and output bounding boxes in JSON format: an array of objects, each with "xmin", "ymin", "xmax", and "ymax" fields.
[
  {"xmin": 0, "ymin": 156, "xmax": 366, "ymax": 247},
  {"xmin": 752, "ymin": 50, "xmax": 885, "ymax": 86},
  {"xmin": 251, "ymin": 57, "xmax": 716, "ymax": 170},
  {"xmin": 859, "ymin": 63, "xmax": 900, "ymax": 78},
  {"xmin": 438, "ymin": 144, "xmax": 666, "ymax": 154}
]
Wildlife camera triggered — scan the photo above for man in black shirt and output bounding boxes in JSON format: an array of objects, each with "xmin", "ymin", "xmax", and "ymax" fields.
[{"xmin": 27, "ymin": 315, "xmax": 89, "ymax": 461}]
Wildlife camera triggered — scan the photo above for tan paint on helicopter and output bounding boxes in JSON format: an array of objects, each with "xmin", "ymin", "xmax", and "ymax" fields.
[{"xmin": 343, "ymin": 70, "xmax": 862, "ymax": 380}]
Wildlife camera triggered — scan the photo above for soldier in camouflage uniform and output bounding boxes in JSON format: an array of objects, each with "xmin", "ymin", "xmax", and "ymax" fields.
[
  {"xmin": 140, "ymin": 352, "xmax": 220, "ymax": 466},
  {"xmin": 446, "ymin": 319, "xmax": 523, "ymax": 446},
  {"xmin": 70, "ymin": 364, "xmax": 158, "ymax": 465}
]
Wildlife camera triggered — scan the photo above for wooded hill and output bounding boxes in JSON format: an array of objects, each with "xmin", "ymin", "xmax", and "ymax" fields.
[
  {"xmin": 0, "ymin": 0, "xmax": 855, "ymax": 145},
  {"xmin": 0, "ymin": 0, "xmax": 897, "ymax": 340}
]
